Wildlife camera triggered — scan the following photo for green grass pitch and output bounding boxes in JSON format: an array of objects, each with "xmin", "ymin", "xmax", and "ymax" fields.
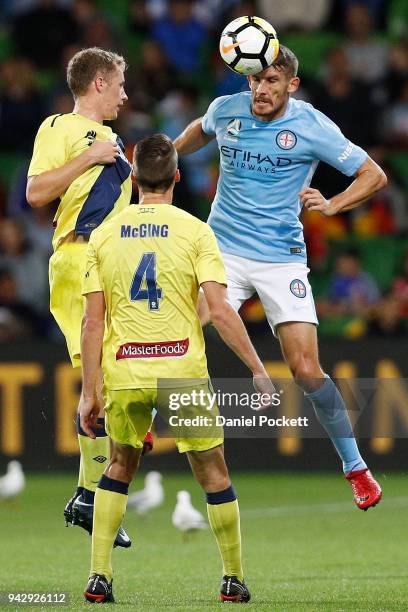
[{"xmin": 0, "ymin": 471, "xmax": 407, "ymax": 611}]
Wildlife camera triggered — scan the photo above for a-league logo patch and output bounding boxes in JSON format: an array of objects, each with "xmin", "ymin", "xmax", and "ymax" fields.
[
  {"xmin": 290, "ymin": 279, "xmax": 307, "ymax": 298},
  {"xmin": 226, "ymin": 118, "xmax": 242, "ymax": 137},
  {"xmin": 276, "ymin": 130, "xmax": 297, "ymax": 150}
]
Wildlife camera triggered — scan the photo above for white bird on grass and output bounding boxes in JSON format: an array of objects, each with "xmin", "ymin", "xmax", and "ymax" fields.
[
  {"xmin": 0, "ymin": 461, "xmax": 25, "ymax": 499},
  {"xmin": 172, "ymin": 490, "xmax": 207, "ymax": 539},
  {"xmin": 127, "ymin": 471, "xmax": 164, "ymax": 515}
]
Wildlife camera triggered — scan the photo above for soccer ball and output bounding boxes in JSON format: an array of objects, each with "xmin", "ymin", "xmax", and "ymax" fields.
[{"xmin": 219, "ymin": 16, "xmax": 279, "ymax": 76}]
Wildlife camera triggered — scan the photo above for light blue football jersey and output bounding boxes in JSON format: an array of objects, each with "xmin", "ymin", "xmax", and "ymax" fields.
[{"xmin": 202, "ymin": 92, "xmax": 367, "ymax": 263}]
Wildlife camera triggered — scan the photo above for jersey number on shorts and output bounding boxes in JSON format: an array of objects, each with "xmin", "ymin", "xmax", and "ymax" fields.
[{"xmin": 130, "ymin": 252, "xmax": 162, "ymax": 311}]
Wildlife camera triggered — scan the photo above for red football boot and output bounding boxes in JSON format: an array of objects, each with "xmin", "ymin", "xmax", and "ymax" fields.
[
  {"xmin": 345, "ymin": 468, "xmax": 382, "ymax": 510},
  {"xmin": 142, "ymin": 431, "xmax": 154, "ymax": 455}
]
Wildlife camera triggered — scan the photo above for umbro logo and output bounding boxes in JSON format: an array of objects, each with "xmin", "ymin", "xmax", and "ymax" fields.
[{"xmin": 93, "ymin": 455, "xmax": 107, "ymax": 463}]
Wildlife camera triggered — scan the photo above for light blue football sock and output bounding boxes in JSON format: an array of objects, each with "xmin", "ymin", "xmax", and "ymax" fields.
[{"xmin": 306, "ymin": 375, "xmax": 367, "ymax": 475}]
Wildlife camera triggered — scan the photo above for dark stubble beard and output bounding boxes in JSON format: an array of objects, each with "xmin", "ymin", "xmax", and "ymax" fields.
[{"xmin": 252, "ymin": 95, "xmax": 287, "ymax": 122}]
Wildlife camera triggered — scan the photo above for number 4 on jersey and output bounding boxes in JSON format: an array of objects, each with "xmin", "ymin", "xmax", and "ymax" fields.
[{"xmin": 130, "ymin": 252, "xmax": 162, "ymax": 310}]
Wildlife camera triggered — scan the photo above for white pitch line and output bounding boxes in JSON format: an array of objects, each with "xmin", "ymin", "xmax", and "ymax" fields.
[{"xmin": 240, "ymin": 496, "xmax": 408, "ymax": 518}]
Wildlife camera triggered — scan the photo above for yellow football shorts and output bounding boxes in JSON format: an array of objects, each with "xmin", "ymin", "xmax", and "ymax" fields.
[
  {"xmin": 49, "ymin": 243, "xmax": 88, "ymax": 368},
  {"xmin": 104, "ymin": 384, "xmax": 224, "ymax": 453}
]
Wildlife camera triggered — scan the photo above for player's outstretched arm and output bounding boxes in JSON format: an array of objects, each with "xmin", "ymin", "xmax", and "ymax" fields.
[
  {"xmin": 173, "ymin": 117, "xmax": 215, "ymax": 156},
  {"xmin": 202, "ymin": 281, "xmax": 274, "ymax": 397},
  {"xmin": 300, "ymin": 157, "xmax": 387, "ymax": 216},
  {"xmin": 79, "ymin": 290, "xmax": 105, "ymax": 438},
  {"xmin": 26, "ymin": 140, "xmax": 120, "ymax": 208}
]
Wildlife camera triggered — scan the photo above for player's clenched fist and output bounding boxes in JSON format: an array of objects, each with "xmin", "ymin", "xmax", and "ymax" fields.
[
  {"xmin": 299, "ymin": 187, "xmax": 336, "ymax": 216},
  {"xmin": 86, "ymin": 139, "xmax": 120, "ymax": 165}
]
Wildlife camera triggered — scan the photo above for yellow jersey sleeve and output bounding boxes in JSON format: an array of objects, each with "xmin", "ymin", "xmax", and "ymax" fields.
[
  {"xmin": 195, "ymin": 224, "xmax": 227, "ymax": 286},
  {"xmin": 82, "ymin": 237, "xmax": 103, "ymax": 295},
  {"xmin": 28, "ymin": 116, "xmax": 69, "ymax": 176}
]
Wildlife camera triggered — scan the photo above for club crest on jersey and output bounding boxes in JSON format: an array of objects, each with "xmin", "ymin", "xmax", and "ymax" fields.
[
  {"xmin": 290, "ymin": 279, "xmax": 306, "ymax": 298},
  {"xmin": 85, "ymin": 130, "xmax": 97, "ymax": 145},
  {"xmin": 276, "ymin": 130, "xmax": 297, "ymax": 150},
  {"xmin": 226, "ymin": 118, "xmax": 242, "ymax": 137}
]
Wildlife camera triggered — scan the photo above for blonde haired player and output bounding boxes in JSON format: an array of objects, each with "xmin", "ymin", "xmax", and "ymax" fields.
[
  {"xmin": 79, "ymin": 134, "xmax": 274, "ymax": 603},
  {"xmin": 26, "ymin": 47, "xmax": 151, "ymax": 547}
]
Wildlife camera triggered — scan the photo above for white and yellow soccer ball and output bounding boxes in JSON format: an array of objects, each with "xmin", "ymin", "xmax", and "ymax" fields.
[{"xmin": 219, "ymin": 16, "xmax": 279, "ymax": 76}]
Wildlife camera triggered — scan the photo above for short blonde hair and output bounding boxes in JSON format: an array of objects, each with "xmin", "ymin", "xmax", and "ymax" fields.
[{"xmin": 67, "ymin": 47, "xmax": 126, "ymax": 98}]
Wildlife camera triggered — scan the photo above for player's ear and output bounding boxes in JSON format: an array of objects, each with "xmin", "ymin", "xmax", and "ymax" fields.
[
  {"xmin": 132, "ymin": 146, "xmax": 137, "ymax": 177},
  {"xmin": 94, "ymin": 73, "xmax": 105, "ymax": 93},
  {"xmin": 175, "ymin": 168, "xmax": 181, "ymax": 183},
  {"xmin": 132, "ymin": 172, "xmax": 138, "ymax": 189},
  {"xmin": 287, "ymin": 76, "xmax": 300, "ymax": 94}
]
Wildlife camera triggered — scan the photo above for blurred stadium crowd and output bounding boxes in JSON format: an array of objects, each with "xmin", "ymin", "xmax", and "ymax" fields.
[{"xmin": 0, "ymin": 0, "xmax": 406, "ymax": 342}]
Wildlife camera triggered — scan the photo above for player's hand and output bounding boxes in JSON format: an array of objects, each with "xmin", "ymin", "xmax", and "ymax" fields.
[
  {"xmin": 86, "ymin": 140, "xmax": 120, "ymax": 165},
  {"xmin": 299, "ymin": 188, "xmax": 336, "ymax": 216},
  {"xmin": 252, "ymin": 373, "xmax": 277, "ymax": 410},
  {"xmin": 79, "ymin": 395, "xmax": 100, "ymax": 439}
]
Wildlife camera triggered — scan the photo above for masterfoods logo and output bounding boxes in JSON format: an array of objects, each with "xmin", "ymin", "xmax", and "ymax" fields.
[{"xmin": 116, "ymin": 338, "xmax": 189, "ymax": 360}]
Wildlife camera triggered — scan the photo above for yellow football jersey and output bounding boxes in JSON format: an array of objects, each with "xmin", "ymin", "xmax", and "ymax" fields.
[
  {"xmin": 28, "ymin": 113, "xmax": 132, "ymax": 251},
  {"xmin": 83, "ymin": 203, "xmax": 226, "ymax": 390}
]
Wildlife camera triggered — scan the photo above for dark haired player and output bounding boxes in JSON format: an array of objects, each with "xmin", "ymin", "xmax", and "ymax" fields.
[
  {"xmin": 80, "ymin": 134, "xmax": 274, "ymax": 602},
  {"xmin": 174, "ymin": 45, "xmax": 387, "ymax": 510}
]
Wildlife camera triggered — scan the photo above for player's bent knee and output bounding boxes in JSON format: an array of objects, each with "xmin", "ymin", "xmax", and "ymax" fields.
[{"xmin": 289, "ymin": 356, "xmax": 323, "ymax": 383}]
